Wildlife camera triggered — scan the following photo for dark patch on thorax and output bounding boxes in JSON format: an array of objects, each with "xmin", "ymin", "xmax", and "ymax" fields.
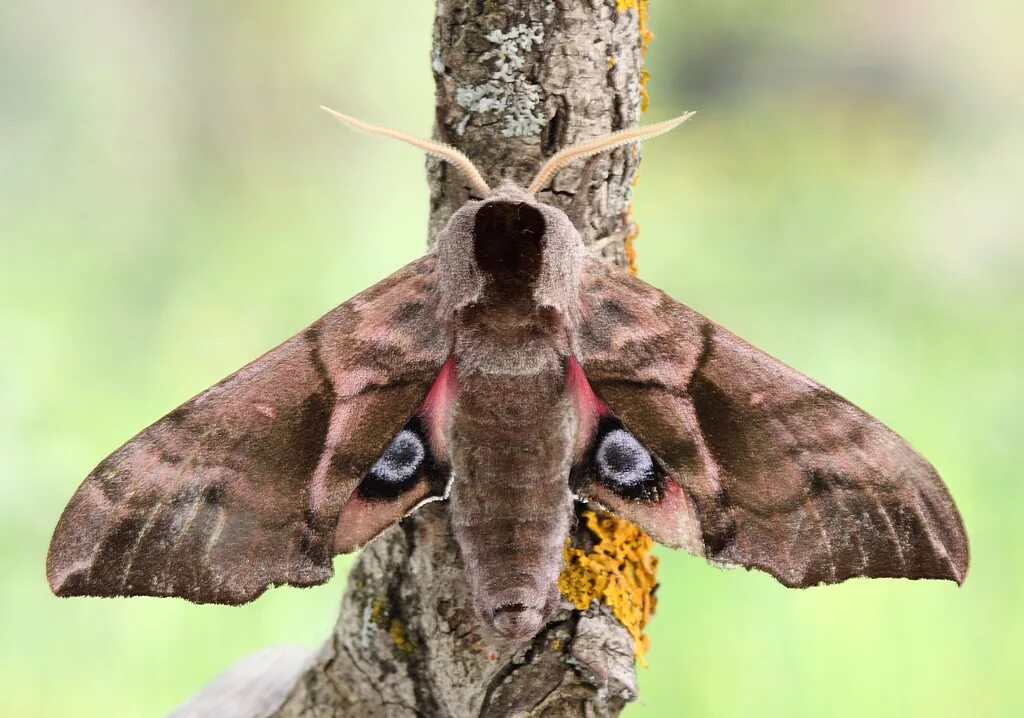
[{"xmin": 473, "ymin": 201, "xmax": 546, "ymax": 297}]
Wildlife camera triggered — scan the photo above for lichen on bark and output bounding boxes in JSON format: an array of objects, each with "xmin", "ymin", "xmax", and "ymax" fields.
[{"xmin": 560, "ymin": 510, "xmax": 659, "ymax": 667}]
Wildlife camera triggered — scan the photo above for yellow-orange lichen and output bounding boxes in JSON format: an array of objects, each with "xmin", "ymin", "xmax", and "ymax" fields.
[
  {"xmin": 616, "ymin": 0, "xmax": 652, "ymax": 275},
  {"xmin": 623, "ymin": 203, "xmax": 641, "ymax": 276},
  {"xmin": 559, "ymin": 510, "xmax": 659, "ymax": 664},
  {"xmin": 370, "ymin": 597, "xmax": 414, "ymax": 654},
  {"xmin": 615, "ymin": 0, "xmax": 652, "ymax": 111},
  {"xmin": 388, "ymin": 618, "xmax": 414, "ymax": 654}
]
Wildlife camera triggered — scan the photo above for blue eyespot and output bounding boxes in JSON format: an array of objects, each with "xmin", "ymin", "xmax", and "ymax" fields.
[
  {"xmin": 368, "ymin": 430, "xmax": 424, "ymax": 484},
  {"xmin": 596, "ymin": 429, "xmax": 654, "ymax": 487},
  {"xmin": 569, "ymin": 418, "xmax": 665, "ymax": 502}
]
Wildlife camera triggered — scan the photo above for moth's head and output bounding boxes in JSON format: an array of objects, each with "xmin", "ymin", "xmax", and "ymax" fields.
[
  {"xmin": 321, "ymin": 107, "xmax": 695, "ymax": 319},
  {"xmin": 434, "ymin": 183, "xmax": 585, "ymax": 319},
  {"xmin": 470, "ymin": 189, "xmax": 548, "ymax": 291}
]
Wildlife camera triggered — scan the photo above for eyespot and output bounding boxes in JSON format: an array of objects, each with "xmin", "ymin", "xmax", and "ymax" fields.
[
  {"xmin": 368, "ymin": 430, "xmax": 424, "ymax": 484},
  {"xmin": 357, "ymin": 426, "xmax": 430, "ymax": 501},
  {"xmin": 568, "ymin": 418, "xmax": 665, "ymax": 502},
  {"xmin": 596, "ymin": 429, "xmax": 654, "ymax": 488}
]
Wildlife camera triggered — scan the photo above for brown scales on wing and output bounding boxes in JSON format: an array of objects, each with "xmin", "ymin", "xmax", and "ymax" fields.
[
  {"xmin": 575, "ymin": 257, "xmax": 969, "ymax": 588},
  {"xmin": 47, "ymin": 255, "xmax": 450, "ymax": 605},
  {"xmin": 47, "ymin": 109, "xmax": 968, "ymax": 654}
]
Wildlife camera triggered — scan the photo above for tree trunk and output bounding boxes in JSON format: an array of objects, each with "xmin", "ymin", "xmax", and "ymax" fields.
[{"xmin": 173, "ymin": 2, "xmax": 654, "ymax": 716}]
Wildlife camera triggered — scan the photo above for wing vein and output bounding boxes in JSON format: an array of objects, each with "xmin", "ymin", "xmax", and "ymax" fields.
[
  {"xmin": 861, "ymin": 484, "xmax": 907, "ymax": 574},
  {"xmin": 828, "ymin": 486, "xmax": 869, "ymax": 573},
  {"xmin": 119, "ymin": 445, "xmax": 200, "ymax": 592},
  {"xmin": 203, "ymin": 505, "xmax": 228, "ymax": 559},
  {"xmin": 803, "ymin": 499, "xmax": 837, "ymax": 583},
  {"xmin": 908, "ymin": 479, "xmax": 956, "ymax": 577}
]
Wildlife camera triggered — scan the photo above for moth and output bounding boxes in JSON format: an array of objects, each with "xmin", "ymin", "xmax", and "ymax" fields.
[{"xmin": 48, "ymin": 109, "xmax": 969, "ymax": 641}]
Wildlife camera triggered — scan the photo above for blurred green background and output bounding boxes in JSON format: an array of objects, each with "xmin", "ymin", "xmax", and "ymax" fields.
[{"xmin": 2, "ymin": 1, "xmax": 1021, "ymax": 715}]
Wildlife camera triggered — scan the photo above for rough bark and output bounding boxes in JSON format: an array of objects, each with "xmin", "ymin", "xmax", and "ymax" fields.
[
  {"xmin": 175, "ymin": 2, "xmax": 650, "ymax": 716},
  {"xmin": 427, "ymin": 0, "xmax": 644, "ymax": 258}
]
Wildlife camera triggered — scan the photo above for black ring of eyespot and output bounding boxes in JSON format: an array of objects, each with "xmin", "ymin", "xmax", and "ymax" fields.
[
  {"xmin": 572, "ymin": 417, "xmax": 665, "ymax": 502},
  {"xmin": 357, "ymin": 417, "xmax": 435, "ymax": 501}
]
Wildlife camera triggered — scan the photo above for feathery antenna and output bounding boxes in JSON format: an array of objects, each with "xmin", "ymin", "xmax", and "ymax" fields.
[
  {"xmin": 526, "ymin": 112, "xmax": 696, "ymax": 195},
  {"xmin": 321, "ymin": 107, "xmax": 492, "ymax": 198}
]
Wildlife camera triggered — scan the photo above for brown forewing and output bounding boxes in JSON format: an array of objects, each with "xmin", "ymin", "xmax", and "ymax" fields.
[
  {"xmin": 47, "ymin": 254, "xmax": 450, "ymax": 604},
  {"xmin": 575, "ymin": 257, "xmax": 969, "ymax": 587}
]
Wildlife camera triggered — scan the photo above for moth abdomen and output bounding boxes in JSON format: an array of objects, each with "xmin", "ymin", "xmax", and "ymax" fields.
[{"xmin": 448, "ymin": 360, "xmax": 575, "ymax": 639}]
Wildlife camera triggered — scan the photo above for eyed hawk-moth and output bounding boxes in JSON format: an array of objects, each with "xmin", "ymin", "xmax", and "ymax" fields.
[{"xmin": 46, "ymin": 110, "xmax": 969, "ymax": 641}]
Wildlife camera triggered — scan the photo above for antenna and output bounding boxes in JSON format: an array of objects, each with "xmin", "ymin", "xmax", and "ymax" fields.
[
  {"xmin": 526, "ymin": 112, "xmax": 695, "ymax": 195},
  {"xmin": 321, "ymin": 107, "xmax": 492, "ymax": 198}
]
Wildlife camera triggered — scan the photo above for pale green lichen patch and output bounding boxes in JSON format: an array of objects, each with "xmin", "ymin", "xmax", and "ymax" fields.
[
  {"xmin": 455, "ymin": 23, "xmax": 546, "ymax": 137},
  {"xmin": 559, "ymin": 510, "xmax": 659, "ymax": 665}
]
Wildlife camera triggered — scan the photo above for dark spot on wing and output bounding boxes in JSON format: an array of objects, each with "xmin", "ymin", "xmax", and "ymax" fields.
[
  {"xmin": 166, "ymin": 406, "xmax": 189, "ymax": 424},
  {"xmin": 702, "ymin": 489, "xmax": 738, "ymax": 556},
  {"xmin": 256, "ymin": 391, "xmax": 332, "ymax": 487},
  {"xmin": 304, "ymin": 325, "xmax": 337, "ymax": 402},
  {"xmin": 89, "ymin": 514, "xmax": 148, "ymax": 589},
  {"xmin": 808, "ymin": 468, "xmax": 831, "ymax": 497},
  {"xmin": 688, "ymin": 373, "xmax": 748, "ymax": 484},
  {"xmin": 597, "ymin": 299, "xmax": 633, "ymax": 322},
  {"xmin": 201, "ymin": 484, "xmax": 224, "ymax": 506},
  {"xmin": 392, "ymin": 300, "xmax": 428, "ymax": 325}
]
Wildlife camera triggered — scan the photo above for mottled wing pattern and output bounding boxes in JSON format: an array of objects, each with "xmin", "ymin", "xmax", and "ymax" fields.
[
  {"xmin": 47, "ymin": 255, "xmax": 450, "ymax": 604},
  {"xmin": 574, "ymin": 257, "xmax": 969, "ymax": 587}
]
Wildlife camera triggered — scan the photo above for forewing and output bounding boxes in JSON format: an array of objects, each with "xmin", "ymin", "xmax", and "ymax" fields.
[
  {"xmin": 574, "ymin": 258, "xmax": 968, "ymax": 587},
  {"xmin": 47, "ymin": 255, "xmax": 451, "ymax": 604}
]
